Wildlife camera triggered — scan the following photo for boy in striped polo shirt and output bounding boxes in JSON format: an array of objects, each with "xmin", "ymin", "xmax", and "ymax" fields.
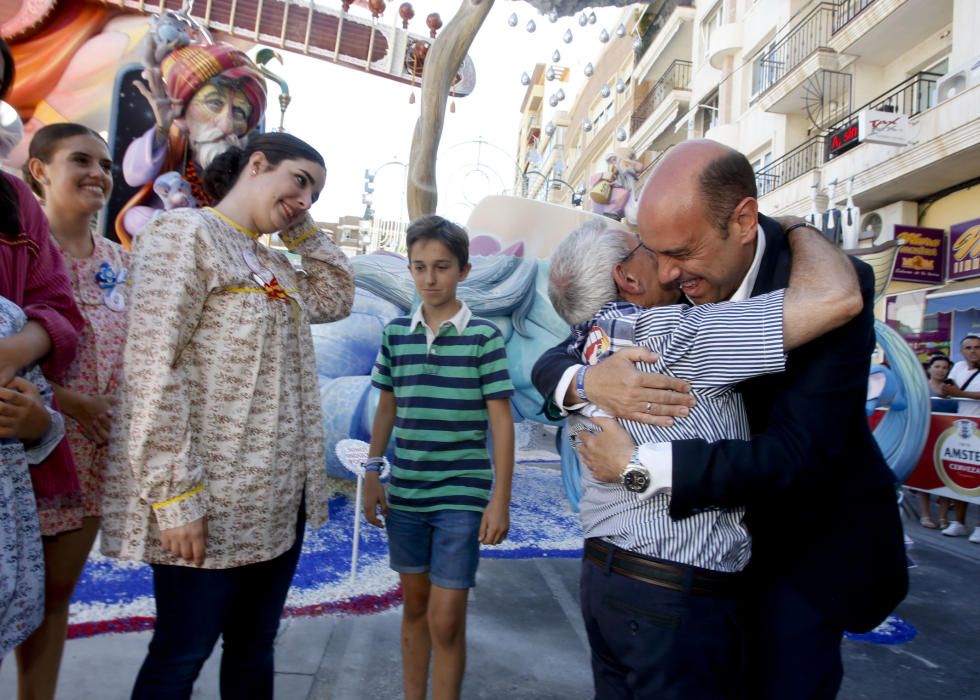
[{"xmin": 363, "ymin": 215, "xmax": 514, "ymax": 700}]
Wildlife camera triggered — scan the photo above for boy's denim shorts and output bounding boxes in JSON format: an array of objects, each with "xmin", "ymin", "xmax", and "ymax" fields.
[{"xmin": 385, "ymin": 507, "xmax": 483, "ymax": 589}]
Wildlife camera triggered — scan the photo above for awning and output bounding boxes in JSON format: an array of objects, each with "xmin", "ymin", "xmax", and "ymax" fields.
[{"xmin": 926, "ymin": 290, "xmax": 980, "ymax": 315}]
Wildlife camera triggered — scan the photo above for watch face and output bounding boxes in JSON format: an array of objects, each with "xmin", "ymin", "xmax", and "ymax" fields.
[{"xmin": 623, "ymin": 468, "xmax": 649, "ymax": 492}]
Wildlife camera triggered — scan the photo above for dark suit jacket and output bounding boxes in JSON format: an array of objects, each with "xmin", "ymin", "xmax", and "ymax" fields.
[{"xmin": 531, "ymin": 214, "xmax": 908, "ymax": 633}]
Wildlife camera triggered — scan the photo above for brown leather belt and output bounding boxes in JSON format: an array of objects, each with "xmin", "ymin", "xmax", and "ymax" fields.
[{"xmin": 584, "ymin": 538, "xmax": 742, "ymax": 598}]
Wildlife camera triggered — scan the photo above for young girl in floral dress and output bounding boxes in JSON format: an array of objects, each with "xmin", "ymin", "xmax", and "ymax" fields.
[
  {"xmin": 0, "ymin": 295, "xmax": 66, "ymax": 663},
  {"xmin": 20, "ymin": 123, "xmax": 127, "ymax": 699}
]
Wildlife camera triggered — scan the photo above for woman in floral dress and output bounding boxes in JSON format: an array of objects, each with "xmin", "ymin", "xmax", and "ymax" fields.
[
  {"xmin": 101, "ymin": 132, "xmax": 354, "ymax": 699},
  {"xmin": 21, "ymin": 123, "xmax": 125, "ymax": 699}
]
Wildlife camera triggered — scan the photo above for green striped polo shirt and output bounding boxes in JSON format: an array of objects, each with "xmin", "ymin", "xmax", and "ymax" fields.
[{"xmin": 370, "ymin": 308, "xmax": 513, "ymax": 513}]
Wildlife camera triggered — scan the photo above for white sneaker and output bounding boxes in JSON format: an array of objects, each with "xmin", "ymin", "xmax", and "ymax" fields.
[
  {"xmin": 969, "ymin": 527, "xmax": 980, "ymax": 544},
  {"xmin": 942, "ymin": 521, "xmax": 968, "ymax": 537}
]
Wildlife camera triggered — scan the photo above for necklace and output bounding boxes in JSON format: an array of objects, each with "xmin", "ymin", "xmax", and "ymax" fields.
[{"xmin": 184, "ymin": 161, "xmax": 215, "ymax": 207}]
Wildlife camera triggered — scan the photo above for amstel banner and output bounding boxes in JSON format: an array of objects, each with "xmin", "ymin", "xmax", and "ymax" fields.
[{"xmin": 902, "ymin": 411, "xmax": 980, "ymax": 504}]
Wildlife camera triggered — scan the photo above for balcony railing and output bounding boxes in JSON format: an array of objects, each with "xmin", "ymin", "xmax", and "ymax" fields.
[
  {"xmin": 832, "ymin": 0, "xmax": 876, "ymax": 33},
  {"xmin": 630, "ymin": 60, "xmax": 692, "ymax": 135},
  {"xmin": 754, "ymin": 136, "xmax": 824, "ymax": 197},
  {"xmin": 634, "ymin": 0, "xmax": 695, "ymax": 59},
  {"xmin": 824, "ymin": 71, "xmax": 943, "ymax": 157},
  {"xmin": 756, "ymin": 71, "xmax": 944, "ymax": 196},
  {"xmin": 754, "ymin": 3, "xmax": 836, "ymax": 98}
]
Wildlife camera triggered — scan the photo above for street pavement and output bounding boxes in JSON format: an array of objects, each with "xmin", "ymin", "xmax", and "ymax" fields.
[{"xmin": 1, "ymin": 510, "xmax": 978, "ymax": 699}]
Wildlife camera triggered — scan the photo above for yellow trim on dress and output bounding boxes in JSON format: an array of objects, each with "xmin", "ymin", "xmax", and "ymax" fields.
[
  {"xmin": 152, "ymin": 484, "xmax": 204, "ymax": 510},
  {"xmin": 205, "ymin": 207, "xmax": 260, "ymax": 239},
  {"xmin": 285, "ymin": 225, "xmax": 317, "ymax": 249}
]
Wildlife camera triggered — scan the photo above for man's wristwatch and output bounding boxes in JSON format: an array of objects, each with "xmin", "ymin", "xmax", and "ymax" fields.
[{"xmin": 619, "ymin": 447, "xmax": 650, "ymax": 493}]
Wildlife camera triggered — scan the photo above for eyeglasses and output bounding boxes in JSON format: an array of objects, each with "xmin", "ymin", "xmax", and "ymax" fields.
[{"xmin": 620, "ymin": 236, "xmax": 651, "ymax": 263}]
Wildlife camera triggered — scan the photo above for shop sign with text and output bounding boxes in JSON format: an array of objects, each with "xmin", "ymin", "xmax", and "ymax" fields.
[
  {"xmin": 827, "ymin": 120, "xmax": 860, "ymax": 159},
  {"xmin": 947, "ymin": 218, "xmax": 980, "ymax": 281},
  {"xmin": 858, "ymin": 109, "xmax": 909, "ymax": 147},
  {"xmin": 891, "ymin": 225, "xmax": 945, "ymax": 284}
]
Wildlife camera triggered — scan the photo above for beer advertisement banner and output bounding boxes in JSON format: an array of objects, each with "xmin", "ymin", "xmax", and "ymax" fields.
[
  {"xmin": 892, "ymin": 225, "xmax": 945, "ymax": 284},
  {"xmin": 902, "ymin": 412, "xmax": 980, "ymax": 505},
  {"xmin": 947, "ymin": 217, "xmax": 980, "ymax": 282}
]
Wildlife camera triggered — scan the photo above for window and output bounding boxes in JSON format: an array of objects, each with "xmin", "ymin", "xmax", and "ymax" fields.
[
  {"xmin": 750, "ymin": 151, "xmax": 772, "ymax": 171},
  {"xmin": 751, "ymin": 150, "xmax": 774, "ymax": 195},
  {"xmin": 751, "ymin": 42, "xmax": 778, "ymax": 97},
  {"xmin": 697, "ymin": 90, "xmax": 720, "ymax": 134},
  {"xmin": 920, "ymin": 57, "xmax": 949, "ymax": 113},
  {"xmin": 701, "ymin": 4, "xmax": 723, "ymax": 59}
]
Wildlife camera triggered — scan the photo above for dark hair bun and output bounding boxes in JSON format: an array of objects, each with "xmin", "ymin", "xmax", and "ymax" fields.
[{"xmin": 202, "ymin": 147, "xmax": 247, "ymax": 201}]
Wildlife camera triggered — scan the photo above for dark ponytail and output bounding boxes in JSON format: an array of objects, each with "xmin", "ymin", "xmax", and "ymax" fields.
[
  {"xmin": 0, "ymin": 38, "xmax": 19, "ymax": 238},
  {"xmin": 202, "ymin": 132, "xmax": 325, "ymax": 202},
  {"xmin": 202, "ymin": 146, "xmax": 248, "ymax": 202}
]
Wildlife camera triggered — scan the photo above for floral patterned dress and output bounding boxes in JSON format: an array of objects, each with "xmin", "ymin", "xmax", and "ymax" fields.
[
  {"xmin": 101, "ymin": 208, "xmax": 354, "ymax": 569},
  {"xmin": 37, "ymin": 235, "xmax": 129, "ymax": 536},
  {"xmin": 0, "ymin": 297, "xmax": 65, "ymax": 655}
]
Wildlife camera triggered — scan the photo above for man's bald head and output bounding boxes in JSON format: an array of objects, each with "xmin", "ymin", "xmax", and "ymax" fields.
[
  {"xmin": 639, "ymin": 140, "xmax": 757, "ymax": 235},
  {"xmin": 634, "ymin": 140, "xmax": 761, "ymax": 305}
]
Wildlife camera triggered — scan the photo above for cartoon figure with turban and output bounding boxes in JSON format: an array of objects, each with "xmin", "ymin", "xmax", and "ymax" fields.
[{"xmin": 116, "ymin": 27, "xmax": 266, "ymax": 245}]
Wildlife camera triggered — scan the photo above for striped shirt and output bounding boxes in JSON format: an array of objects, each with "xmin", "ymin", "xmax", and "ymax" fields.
[
  {"xmin": 569, "ymin": 289, "xmax": 787, "ymax": 572},
  {"xmin": 371, "ymin": 303, "xmax": 513, "ymax": 513}
]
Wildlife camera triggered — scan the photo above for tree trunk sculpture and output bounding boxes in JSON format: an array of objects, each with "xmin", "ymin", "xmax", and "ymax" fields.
[{"xmin": 407, "ymin": 0, "xmax": 494, "ymax": 219}]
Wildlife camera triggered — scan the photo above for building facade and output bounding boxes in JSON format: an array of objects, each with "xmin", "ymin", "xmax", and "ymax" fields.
[{"xmin": 523, "ymin": 0, "xmax": 979, "ymax": 361}]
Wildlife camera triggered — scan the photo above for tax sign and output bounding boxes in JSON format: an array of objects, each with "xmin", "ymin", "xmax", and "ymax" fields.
[{"xmin": 858, "ymin": 109, "xmax": 909, "ymax": 146}]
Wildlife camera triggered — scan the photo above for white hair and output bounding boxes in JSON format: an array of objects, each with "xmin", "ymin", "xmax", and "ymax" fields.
[{"xmin": 548, "ymin": 219, "xmax": 630, "ymax": 326}]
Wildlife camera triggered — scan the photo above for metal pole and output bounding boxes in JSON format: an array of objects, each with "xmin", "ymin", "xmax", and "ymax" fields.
[{"xmin": 351, "ymin": 473, "xmax": 363, "ymax": 581}]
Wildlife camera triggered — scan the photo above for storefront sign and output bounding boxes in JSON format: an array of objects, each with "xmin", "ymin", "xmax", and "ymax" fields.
[
  {"xmin": 947, "ymin": 218, "xmax": 980, "ymax": 281},
  {"xmin": 858, "ymin": 109, "xmax": 909, "ymax": 147},
  {"xmin": 903, "ymin": 412, "xmax": 980, "ymax": 504},
  {"xmin": 892, "ymin": 225, "xmax": 945, "ymax": 284},
  {"xmin": 827, "ymin": 120, "xmax": 860, "ymax": 159}
]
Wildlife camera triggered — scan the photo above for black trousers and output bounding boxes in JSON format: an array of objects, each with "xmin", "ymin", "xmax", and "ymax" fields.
[
  {"xmin": 580, "ymin": 551, "xmax": 745, "ymax": 700},
  {"xmin": 131, "ymin": 508, "xmax": 306, "ymax": 700},
  {"xmin": 742, "ymin": 572, "xmax": 844, "ymax": 700}
]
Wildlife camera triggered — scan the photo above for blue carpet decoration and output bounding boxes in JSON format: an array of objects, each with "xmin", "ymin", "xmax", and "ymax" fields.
[
  {"xmin": 68, "ymin": 464, "xmax": 580, "ymax": 637},
  {"xmin": 844, "ymin": 615, "xmax": 917, "ymax": 645}
]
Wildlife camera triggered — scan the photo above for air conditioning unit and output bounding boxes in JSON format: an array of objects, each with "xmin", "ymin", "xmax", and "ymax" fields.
[
  {"xmin": 859, "ymin": 201, "xmax": 917, "ymax": 244},
  {"xmin": 935, "ymin": 55, "xmax": 980, "ymax": 104}
]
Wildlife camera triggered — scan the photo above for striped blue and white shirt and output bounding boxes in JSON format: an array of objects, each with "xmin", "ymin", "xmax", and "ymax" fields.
[{"xmin": 569, "ymin": 289, "xmax": 787, "ymax": 572}]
